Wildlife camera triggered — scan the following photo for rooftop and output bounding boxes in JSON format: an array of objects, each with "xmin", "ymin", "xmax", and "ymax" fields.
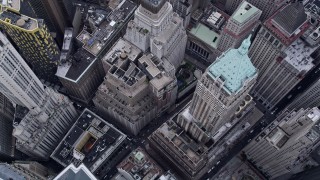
[
  {"xmin": 155, "ymin": 120, "xmax": 208, "ymax": 165},
  {"xmin": 76, "ymin": 0, "xmax": 136, "ymax": 56},
  {"xmin": 272, "ymin": 2, "xmax": 307, "ymax": 37},
  {"xmin": 265, "ymin": 2, "xmax": 310, "ymax": 46},
  {"xmin": 189, "ymin": 23, "xmax": 221, "ymax": 49},
  {"xmin": 102, "ymin": 38, "xmax": 142, "ymax": 67},
  {"xmin": 157, "ymin": 171, "xmax": 178, "ymax": 180},
  {"xmin": 54, "ymin": 163, "xmax": 98, "ymax": 180},
  {"xmin": 0, "ymin": 163, "xmax": 25, "ymax": 180},
  {"xmin": 56, "ymin": 49, "xmax": 96, "ymax": 82},
  {"xmin": 51, "ymin": 109, "xmax": 126, "ymax": 173},
  {"xmin": 117, "ymin": 147, "xmax": 163, "ymax": 180},
  {"xmin": 0, "ymin": 0, "xmax": 20, "ymax": 12},
  {"xmin": 138, "ymin": 54, "xmax": 174, "ymax": 90},
  {"xmin": 0, "ymin": 11, "xmax": 38, "ymax": 31},
  {"xmin": 208, "ymin": 35, "xmax": 257, "ymax": 94},
  {"xmin": 141, "ymin": 0, "xmax": 166, "ymax": 14},
  {"xmin": 232, "ymin": 1, "xmax": 260, "ymax": 24},
  {"xmin": 283, "ymin": 38, "xmax": 316, "ymax": 75}
]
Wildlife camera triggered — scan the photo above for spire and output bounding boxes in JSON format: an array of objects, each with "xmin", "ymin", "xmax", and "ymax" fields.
[{"xmin": 238, "ymin": 34, "xmax": 252, "ymax": 55}]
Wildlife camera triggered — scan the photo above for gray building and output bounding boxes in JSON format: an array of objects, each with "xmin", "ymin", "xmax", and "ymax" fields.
[
  {"xmin": 57, "ymin": 1, "xmax": 137, "ymax": 104},
  {"xmin": 0, "ymin": 92, "xmax": 15, "ymax": 159},
  {"xmin": 244, "ymin": 107, "xmax": 320, "ymax": 179},
  {"xmin": 0, "ymin": 161, "xmax": 50, "ymax": 180},
  {"xmin": 225, "ymin": 0, "xmax": 287, "ymax": 21},
  {"xmin": 249, "ymin": 2, "xmax": 317, "ymax": 110},
  {"xmin": 217, "ymin": 1, "xmax": 261, "ymax": 52},
  {"xmin": 54, "ymin": 163, "xmax": 97, "ymax": 180},
  {"xmin": 0, "ymin": 31, "xmax": 78, "ymax": 160}
]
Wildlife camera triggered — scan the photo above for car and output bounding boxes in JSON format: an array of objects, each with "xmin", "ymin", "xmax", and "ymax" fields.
[
  {"xmin": 216, "ymin": 161, "xmax": 221, "ymax": 165},
  {"xmin": 248, "ymin": 139, "xmax": 252, "ymax": 142},
  {"xmin": 249, "ymin": 130, "xmax": 254, "ymax": 133}
]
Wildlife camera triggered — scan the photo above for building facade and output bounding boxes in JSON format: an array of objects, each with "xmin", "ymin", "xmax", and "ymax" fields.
[
  {"xmin": 217, "ymin": 1, "xmax": 261, "ymax": 52},
  {"xmin": 0, "ymin": 3, "xmax": 60, "ymax": 83},
  {"xmin": 0, "ymin": 92, "xmax": 15, "ymax": 159},
  {"xmin": 249, "ymin": 2, "xmax": 314, "ymax": 110},
  {"xmin": 0, "ymin": 161, "xmax": 50, "ymax": 180},
  {"xmin": 177, "ymin": 35, "xmax": 257, "ymax": 143},
  {"xmin": 124, "ymin": 0, "xmax": 187, "ymax": 70},
  {"xmin": 288, "ymin": 79, "xmax": 320, "ymax": 110},
  {"xmin": 244, "ymin": 107, "xmax": 320, "ymax": 179},
  {"xmin": 0, "ymin": 31, "xmax": 78, "ymax": 159}
]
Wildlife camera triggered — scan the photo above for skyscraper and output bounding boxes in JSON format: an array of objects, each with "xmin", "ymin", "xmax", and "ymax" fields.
[
  {"xmin": 149, "ymin": 37, "xmax": 257, "ymax": 179},
  {"xmin": 225, "ymin": 0, "xmax": 287, "ymax": 21},
  {"xmin": 217, "ymin": 1, "xmax": 261, "ymax": 52},
  {"xmin": 94, "ymin": 38, "xmax": 177, "ymax": 135},
  {"xmin": 288, "ymin": 79, "xmax": 320, "ymax": 110},
  {"xmin": 124, "ymin": 0, "xmax": 187, "ymax": 70},
  {"xmin": 244, "ymin": 107, "xmax": 320, "ymax": 179},
  {"xmin": 177, "ymin": 35, "xmax": 257, "ymax": 142},
  {"xmin": 26, "ymin": 0, "xmax": 71, "ymax": 46},
  {"xmin": 0, "ymin": 92, "xmax": 15, "ymax": 160},
  {"xmin": 249, "ymin": 2, "xmax": 315, "ymax": 110},
  {"xmin": 0, "ymin": 32, "xmax": 78, "ymax": 159},
  {"xmin": 0, "ymin": 2, "xmax": 60, "ymax": 83}
]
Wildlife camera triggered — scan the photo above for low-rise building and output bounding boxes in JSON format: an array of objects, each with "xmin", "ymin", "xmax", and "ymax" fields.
[{"xmin": 117, "ymin": 147, "xmax": 163, "ymax": 180}]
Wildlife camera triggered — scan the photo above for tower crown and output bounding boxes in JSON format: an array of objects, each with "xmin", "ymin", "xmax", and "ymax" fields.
[{"xmin": 209, "ymin": 36, "xmax": 257, "ymax": 94}]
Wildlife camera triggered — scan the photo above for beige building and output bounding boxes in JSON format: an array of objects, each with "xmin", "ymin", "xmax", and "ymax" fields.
[{"xmin": 94, "ymin": 38, "xmax": 177, "ymax": 135}]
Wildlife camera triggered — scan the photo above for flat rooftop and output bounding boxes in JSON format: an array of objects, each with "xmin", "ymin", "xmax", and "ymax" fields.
[
  {"xmin": 283, "ymin": 38, "xmax": 316, "ymax": 74},
  {"xmin": 77, "ymin": 0, "xmax": 136, "ymax": 57},
  {"xmin": 0, "ymin": 11, "xmax": 37, "ymax": 30},
  {"xmin": 103, "ymin": 38, "xmax": 142, "ymax": 67},
  {"xmin": 56, "ymin": 49, "xmax": 96, "ymax": 82},
  {"xmin": 117, "ymin": 147, "xmax": 163, "ymax": 179},
  {"xmin": 189, "ymin": 23, "xmax": 220, "ymax": 49},
  {"xmin": 54, "ymin": 164, "xmax": 97, "ymax": 180},
  {"xmin": 51, "ymin": 109, "xmax": 126, "ymax": 173},
  {"xmin": 232, "ymin": 1, "xmax": 260, "ymax": 23}
]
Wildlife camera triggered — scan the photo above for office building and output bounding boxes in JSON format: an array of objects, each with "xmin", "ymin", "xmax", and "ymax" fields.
[
  {"xmin": 244, "ymin": 107, "xmax": 320, "ymax": 179},
  {"xmin": 168, "ymin": 0, "xmax": 196, "ymax": 28},
  {"xmin": 249, "ymin": 2, "xmax": 315, "ymax": 110},
  {"xmin": 225, "ymin": 0, "xmax": 287, "ymax": 21},
  {"xmin": 124, "ymin": 0, "xmax": 187, "ymax": 70},
  {"xmin": 117, "ymin": 147, "xmax": 163, "ymax": 180},
  {"xmin": 0, "ymin": 92, "xmax": 15, "ymax": 159},
  {"xmin": 0, "ymin": 161, "xmax": 50, "ymax": 180},
  {"xmin": 217, "ymin": 1, "xmax": 261, "ymax": 52},
  {"xmin": 288, "ymin": 79, "xmax": 320, "ymax": 110},
  {"xmin": 51, "ymin": 109, "xmax": 128, "ymax": 179},
  {"xmin": 0, "ymin": 31, "xmax": 78, "ymax": 159},
  {"xmin": 185, "ymin": 5, "xmax": 227, "ymax": 65},
  {"xmin": 157, "ymin": 171, "xmax": 179, "ymax": 180},
  {"xmin": 149, "ymin": 36, "xmax": 257, "ymax": 180},
  {"xmin": 149, "ymin": 120, "xmax": 210, "ymax": 180},
  {"xmin": 0, "ymin": 2, "xmax": 60, "ymax": 83},
  {"xmin": 27, "ymin": 0, "xmax": 72, "ymax": 46},
  {"xmin": 54, "ymin": 163, "xmax": 98, "ymax": 180},
  {"xmin": 56, "ymin": 29, "xmax": 104, "ymax": 104},
  {"xmin": 94, "ymin": 38, "xmax": 177, "ymax": 135},
  {"xmin": 177, "ymin": 35, "xmax": 257, "ymax": 142},
  {"xmin": 57, "ymin": 1, "xmax": 137, "ymax": 103}
]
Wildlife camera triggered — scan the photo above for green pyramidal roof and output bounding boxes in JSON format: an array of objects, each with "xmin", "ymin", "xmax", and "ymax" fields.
[{"xmin": 209, "ymin": 35, "xmax": 257, "ymax": 94}]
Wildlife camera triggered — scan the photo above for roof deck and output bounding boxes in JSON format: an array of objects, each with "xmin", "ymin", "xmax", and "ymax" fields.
[
  {"xmin": 0, "ymin": 11, "xmax": 37, "ymax": 31},
  {"xmin": 189, "ymin": 23, "xmax": 221, "ymax": 49},
  {"xmin": 51, "ymin": 109, "xmax": 126, "ymax": 173},
  {"xmin": 0, "ymin": 0, "xmax": 20, "ymax": 12},
  {"xmin": 232, "ymin": 1, "xmax": 260, "ymax": 23}
]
